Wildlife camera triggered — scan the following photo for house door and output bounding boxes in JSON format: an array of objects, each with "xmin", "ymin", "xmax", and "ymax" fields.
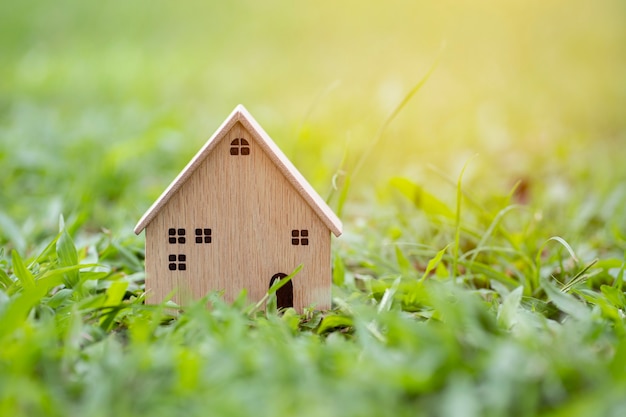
[{"xmin": 269, "ymin": 273, "xmax": 293, "ymax": 309}]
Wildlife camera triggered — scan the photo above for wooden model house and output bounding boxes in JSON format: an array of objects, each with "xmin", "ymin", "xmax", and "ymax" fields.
[{"xmin": 134, "ymin": 105, "xmax": 342, "ymax": 311}]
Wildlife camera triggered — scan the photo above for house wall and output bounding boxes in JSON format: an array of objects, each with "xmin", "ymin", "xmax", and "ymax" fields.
[{"xmin": 145, "ymin": 122, "xmax": 331, "ymax": 311}]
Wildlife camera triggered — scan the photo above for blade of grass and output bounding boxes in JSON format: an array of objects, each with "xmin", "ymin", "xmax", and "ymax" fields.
[
  {"xmin": 533, "ymin": 236, "xmax": 579, "ymax": 292},
  {"xmin": 351, "ymin": 45, "xmax": 444, "ymax": 180},
  {"xmin": 561, "ymin": 259, "xmax": 599, "ymax": 293},
  {"xmin": 11, "ymin": 250, "xmax": 35, "ymax": 290},
  {"xmin": 452, "ymin": 156, "xmax": 477, "ymax": 280},
  {"xmin": 0, "ymin": 268, "xmax": 12, "ymax": 289},
  {"xmin": 248, "ymin": 264, "xmax": 302, "ymax": 315},
  {"xmin": 419, "ymin": 244, "xmax": 450, "ymax": 283},
  {"xmin": 467, "ymin": 204, "xmax": 523, "ymax": 264},
  {"xmin": 57, "ymin": 228, "xmax": 79, "ymax": 288}
]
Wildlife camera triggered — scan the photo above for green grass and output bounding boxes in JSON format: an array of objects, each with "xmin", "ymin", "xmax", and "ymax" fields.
[{"xmin": 1, "ymin": 0, "xmax": 626, "ymax": 416}]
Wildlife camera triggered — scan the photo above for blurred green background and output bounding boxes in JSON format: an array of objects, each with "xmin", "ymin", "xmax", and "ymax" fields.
[{"xmin": 1, "ymin": 0, "xmax": 625, "ymax": 239}]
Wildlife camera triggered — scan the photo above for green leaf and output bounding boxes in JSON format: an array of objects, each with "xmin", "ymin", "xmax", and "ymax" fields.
[
  {"xmin": 333, "ymin": 254, "xmax": 345, "ymax": 286},
  {"xmin": 37, "ymin": 264, "xmax": 98, "ymax": 286},
  {"xmin": 378, "ymin": 276, "xmax": 401, "ymax": 313},
  {"xmin": 0, "ymin": 285, "xmax": 49, "ymax": 341},
  {"xmin": 541, "ymin": 277, "xmax": 589, "ymax": 321},
  {"xmin": 534, "ymin": 236, "xmax": 579, "ymax": 290},
  {"xmin": 452, "ymin": 156, "xmax": 477, "ymax": 280},
  {"xmin": 497, "ymin": 286, "xmax": 523, "ymax": 329},
  {"xmin": 268, "ymin": 264, "xmax": 301, "ymax": 295},
  {"xmin": 395, "ymin": 245, "xmax": 412, "ymax": 276},
  {"xmin": 11, "ymin": 250, "xmax": 34, "ymax": 289},
  {"xmin": 249, "ymin": 264, "xmax": 303, "ymax": 314},
  {"xmin": 0, "ymin": 268, "xmax": 12, "ymax": 289},
  {"xmin": 100, "ymin": 280, "xmax": 129, "ymax": 331},
  {"xmin": 601, "ymin": 285, "xmax": 626, "ymax": 308},
  {"xmin": 419, "ymin": 244, "xmax": 450, "ymax": 283},
  {"xmin": 56, "ymin": 228, "xmax": 79, "ymax": 287},
  {"xmin": 389, "ymin": 177, "xmax": 454, "ymax": 218},
  {"xmin": 318, "ymin": 314, "xmax": 353, "ymax": 334},
  {"xmin": 457, "ymin": 259, "xmax": 519, "ymax": 289},
  {"xmin": 103, "ymin": 280, "xmax": 129, "ymax": 307},
  {"xmin": 47, "ymin": 288, "xmax": 74, "ymax": 309}
]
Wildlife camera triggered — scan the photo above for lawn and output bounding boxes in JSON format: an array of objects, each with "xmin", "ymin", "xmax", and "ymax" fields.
[{"xmin": 1, "ymin": 1, "xmax": 626, "ymax": 416}]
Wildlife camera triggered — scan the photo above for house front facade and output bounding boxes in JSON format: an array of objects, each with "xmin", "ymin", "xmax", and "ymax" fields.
[{"xmin": 135, "ymin": 106, "xmax": 342, "ymax": 311}]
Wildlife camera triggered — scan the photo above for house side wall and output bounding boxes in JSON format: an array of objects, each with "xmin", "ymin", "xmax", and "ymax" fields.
[{"xmin": 144, "ymin": 122, "xmax": 331, "ymax": 311}]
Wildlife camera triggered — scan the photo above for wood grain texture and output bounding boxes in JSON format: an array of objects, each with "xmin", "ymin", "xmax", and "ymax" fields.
[
  {"xmin": 135, "ymin": 105, "xmax": 342, "ymax": 236},
  {"xmin": 138, "ymin": 107, "xmax": 341, "ymax": 311}
]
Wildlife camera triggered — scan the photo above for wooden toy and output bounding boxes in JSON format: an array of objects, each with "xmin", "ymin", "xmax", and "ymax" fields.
[{"xmin": 134, "ymin": 105, "xmax": 342, "ymax": 311}]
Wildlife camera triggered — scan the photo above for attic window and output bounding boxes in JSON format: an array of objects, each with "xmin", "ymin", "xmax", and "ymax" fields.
[
  {"xmin": 230, "ymin": 138, "xmax": 250, "ymax": 156},
  {"xmin": 168, "ymin": 228, "xmax": 186, "ymax": 244},
  {"xmin": 291, "ymin": 229, "xmax": 309, "ymax": 246},
  {"xmin": 195, "ymin": 228, "xmax": 212, "ymax": 244},
  {"xmin": 168, "ymin": 254, "xmax": 186, "ymax": 271}
]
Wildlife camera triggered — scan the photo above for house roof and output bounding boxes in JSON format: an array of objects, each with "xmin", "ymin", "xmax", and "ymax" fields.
[{"xmin": 134, "ymin": 105, "xmax": 343, "ymax": 237}]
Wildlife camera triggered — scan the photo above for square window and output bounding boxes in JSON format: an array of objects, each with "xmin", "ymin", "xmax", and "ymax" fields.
[
  {"xmin": 195, "ymin": 227, "xmax": 212, "ymax": 244},
  {"xmin": 178, "ymin": 237, "xmax": 186, "ymax": 244},
  {"xmin": 178, "ymin": 254, "xmax": 186, "ymax": 262},
  {"xmin": 179, "ymin": 264, "xmax": 186, "ymax": 271},
  {"xmin": 169, "ymin": 263, "xmax": 176, "ymax": 271},
  {"xmin": 169, "ymin": 254, "xmax": 176, "ymax": 262},
  {"xmin": 169, "ymin": 228, "xmax": 176, "ymax": 235},
  {"xmin": 178, "ymin": 228, "xmax": 185, "ymax": 235},
  {"xmin": 290, "ymin": 229, "xmax": 310, "ymax": 245},
  {"xmin": 169, "ymin": 237, "xmax": 176, "ymax": 244}
]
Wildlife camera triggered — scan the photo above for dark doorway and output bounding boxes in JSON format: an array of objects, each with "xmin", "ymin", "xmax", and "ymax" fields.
[{"xmin": 269, "ymin": 272, "xmax": 293, "ymax": 309}]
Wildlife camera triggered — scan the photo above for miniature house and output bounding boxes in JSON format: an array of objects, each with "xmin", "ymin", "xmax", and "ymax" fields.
[{"xmin": 134, "ymin": 105, "xmax": 342, "ymax": 311}]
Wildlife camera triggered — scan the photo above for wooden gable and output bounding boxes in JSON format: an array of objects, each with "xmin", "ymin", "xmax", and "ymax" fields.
[{"xmin": 134, "ymin": 104, "xmax": 342, "ymax": 237}]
